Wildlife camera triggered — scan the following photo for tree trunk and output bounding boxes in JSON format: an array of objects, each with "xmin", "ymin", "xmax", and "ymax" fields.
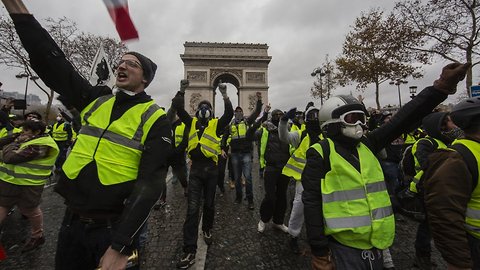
[
  {"xmin": 44, "ymin": 89, "xmax": 55, "ymax": 122},
  {"xmin": 375, "ymin": 81, "xmax": 380, "ymax": 109},
  {"xmin": 466, "ymin": 50, "xmax": 473, "ymax": 97}
]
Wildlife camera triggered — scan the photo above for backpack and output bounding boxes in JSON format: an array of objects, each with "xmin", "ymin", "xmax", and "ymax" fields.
[
  {"xmin": 397, "ymin": 141, "xmax": 478, "ymax": 222},
  {"xmin": 399, "ymin": 137, "xmax": 438, "ymax": 186}
]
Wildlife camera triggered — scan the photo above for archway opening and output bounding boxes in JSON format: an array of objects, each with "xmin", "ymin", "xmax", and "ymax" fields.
[{"xmin": 213, "ymin": 73, "xmax": 239, "ymax": 117}]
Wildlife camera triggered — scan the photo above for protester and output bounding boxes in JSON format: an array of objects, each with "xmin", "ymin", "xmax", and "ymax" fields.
[
  {"xmin": 302, "ymin": 62, "xmax": 470, "ymax": 270},
  {"xmin": 0, "ymin": 120, "xmax": 59, "ymax": 252},
  {"xmin": 49, "ymin": 113, "xmax": 73, "ymax": 174},
  {"xmin": 423, "ymin": 96, "xmax": 480, "ymax": 269},
  {"xmin": 2, "ymin": 1, "xmax": 173, "ymax": 269},
  {"xmin": 172, "ymin": 83, "xmax": 233, "ymax": 269}
]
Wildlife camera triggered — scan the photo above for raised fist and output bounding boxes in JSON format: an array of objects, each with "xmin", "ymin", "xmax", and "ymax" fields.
[
  {"xmin": 264, "ymin": 104, "xmax": 271, "ymax": 113},
  {"xmin": 218, "ymin": 83, "xmax": 227, "ymax": 95},
  {"xmin": 283, "ymin": 107, "xmax": 297, "ymax": 121},
  {"xmin": 434, "ymin": 62, "xmax": 471, "ymax": 94},
  {"xmin": 180, "ymin": 79, "xmax": 189, "ymax": 93}
]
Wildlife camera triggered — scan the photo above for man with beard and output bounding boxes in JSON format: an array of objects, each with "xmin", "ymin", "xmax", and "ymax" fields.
[{"xmin": 302, "ymin": 63, "xmax": 470, "ymax": 270}]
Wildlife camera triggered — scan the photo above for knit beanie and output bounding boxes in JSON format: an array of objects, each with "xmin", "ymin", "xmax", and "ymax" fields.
[{"xmin": 125, "ymin": 51, "xmax": 157, "ymax": 88}]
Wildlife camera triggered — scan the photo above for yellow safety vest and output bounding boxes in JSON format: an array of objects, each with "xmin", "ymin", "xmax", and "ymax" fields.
[
  {"xmin": 230, "ymin": 121, "xmax": 247, "ymax": 140},
  {"xmin": 453, "ymin": 139, "xmax": 480, "ymax": 239},
  {"xmin": 0, "ymin": 127, "xmax": 21, "ymax": 138},
  {"xmin": 282, "ymin": 133, "xmax": 324, "ymax": 181},
  {"xmin": 0, "ymin": 136, "xmax": 59, "ymax": 186},
  {"xmin": 174, "ymin": 122, "xmax": 186, "ymax": 147},
  {"xmin": 62, "ymin": 95, "xmax": 165, "ymax": 185},
  {"xmin": 409, "ymin": 137, "xmax": 448, "ymax": 193},
  {"xmin": 187, "ymin": 118, "xmax": 221, "ymax": 164},
  {"xmin": 52, "ymin": 122, "xmax": 69, "ymax": 141},
  {"xmin": 311, "ymin": 138, "xmax": 395, "ymax": 250}
]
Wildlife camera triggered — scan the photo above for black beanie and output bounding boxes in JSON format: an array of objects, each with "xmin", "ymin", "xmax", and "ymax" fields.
[{"xmin": 125, "ymin": 51, "xmax": 157, "ymax": 88}]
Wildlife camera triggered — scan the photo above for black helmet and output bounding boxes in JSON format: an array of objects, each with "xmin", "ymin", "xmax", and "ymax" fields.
[
  {"xmin": 450, "ymin": 97, "xmax": 480, "ymax": 130},
  {"xmin": 197, "ymin": 100, "xmax": 212, "ymax": 110}
]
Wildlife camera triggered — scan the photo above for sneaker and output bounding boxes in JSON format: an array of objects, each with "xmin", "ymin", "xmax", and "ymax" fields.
[
  {"xmin": 248, "ymin": 202, "xmax": 254, "ymax": 210},
  {"xmin": 229, "ymin": 180, "xmax": 235, "ymax": 189},
  {"xmin": 257, "ymin": 220, "xmax": 266, "ymax": 233},
  {"xmin": 272, "ymin": 223, "xmax": 289, "ymax": 233},
  {"xmin": 176, "ymin": 252, "xmax": 195, "ymax": 269},
  {"xmin": 289, "ymin": 237, "xmax": 301, "ymax": 254},
  {"xmin": 21, "ymin": 236, "xmax": 45, "ymax": 253},
  {"xmin": 203, "ymin": 230, "xmax": 213, "ymax": 245}
]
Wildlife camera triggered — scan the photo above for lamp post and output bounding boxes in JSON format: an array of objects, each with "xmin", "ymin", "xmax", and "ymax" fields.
[
  {"xmin": 409, "ymin": 85, "xmax": 417, "ymax": 99},
  {"xmin": 15, "ymin": 73, "xmax": 39, "ymax": 115},
  {"xmin": 389, "ymin": 78, "xmax": 408, "ymax": 108},
  {"xmin": 311, "ymin": 67, "xmax": 330, "ymax": 105}
]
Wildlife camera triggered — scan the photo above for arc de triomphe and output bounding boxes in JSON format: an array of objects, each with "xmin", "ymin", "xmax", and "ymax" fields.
[{"xmin": 180, "ymin": 42, "xmax": 271, "ymax": 115}]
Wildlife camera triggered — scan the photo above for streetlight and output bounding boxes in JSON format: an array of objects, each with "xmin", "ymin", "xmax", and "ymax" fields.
[
  {"xmin": 389, "ymin": 78, "xmax": 408, "ymax": 108},
  {"xmin": 15, "ymin": 72, "xmax": 39, "ymax": 114},
  {"xmin": 311, "ymin": 67, "xmax": 330, "ymax": 105},
  {"xmin": 409, "ymin": 86, "xmax": 417, "ymax": 99}
]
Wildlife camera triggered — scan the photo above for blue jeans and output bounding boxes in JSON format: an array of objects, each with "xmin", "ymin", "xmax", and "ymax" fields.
[{"xmin": 230, "ymin": 152, "xmax": 253, "ymax": 202}]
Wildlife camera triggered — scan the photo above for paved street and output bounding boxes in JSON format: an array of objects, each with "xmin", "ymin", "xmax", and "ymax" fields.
[{"xmin": 0, "ymin": 156, "xmax": 446, "ymax": 269}]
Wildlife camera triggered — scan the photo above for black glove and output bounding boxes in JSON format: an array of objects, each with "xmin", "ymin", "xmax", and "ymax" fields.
[
  {"xmin": 171, "ymin": 94, "xmax": 184, "ymax": 110},
  {"xmin": 282, "ymin": 107, "xmax": 297, "ymax": 121}
]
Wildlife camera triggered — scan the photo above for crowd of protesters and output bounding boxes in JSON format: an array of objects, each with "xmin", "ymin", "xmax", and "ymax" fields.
[{"xmin": 0, "ymin": 1, "xmax": 479, "ymax": 270}]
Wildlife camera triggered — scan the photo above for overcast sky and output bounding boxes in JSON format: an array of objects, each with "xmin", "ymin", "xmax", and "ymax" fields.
[{"xmin": 0, "ymin": 0, "xmax": 474, "ymax": 114}]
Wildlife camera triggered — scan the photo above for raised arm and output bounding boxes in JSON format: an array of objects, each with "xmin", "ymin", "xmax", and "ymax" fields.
[
  {"xmin": 279, "ymin": 107, "xmax": 301, "ymax": 147},
  {"xmin": 216, "ymin": 83, "xmax": 234, "ymax": 136},
  {"xmin": 246, "ymin": 92, "xmax": 263, "ymax": 125}
]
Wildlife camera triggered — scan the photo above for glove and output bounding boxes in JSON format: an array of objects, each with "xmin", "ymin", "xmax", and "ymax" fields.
[
  {"xmin": 433, "ymin": 62, "xmax": 471, "ymax": 94},
  {"xmin": 282, "ymin": 107, "xmax": 297, "ymax": 121},
  {"xmin": 179, "ymin": 79, "xmax": 189, "ymax": 93},
  {"xmin": 218, "ymin": 83, "xmax": 228, "ymax": 98},
  {"xmin": 171, "ymin": 95, "xmax": 184, "ymax": 110},
  {"xmin": 311, "ymin": 254, "xmax": 334, "ymax": 270}
]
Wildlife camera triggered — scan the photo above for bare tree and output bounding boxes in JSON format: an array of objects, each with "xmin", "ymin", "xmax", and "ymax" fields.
[
  {"xmin": 336, "ymin": 9, "xmax": 428, "ymax": 109},
  {"xmin": 395, "ymin": 0, "xmax": 480, "ymax": 96},
  {"xmin": 0, "ymin": 15, "xmax": 127, "ymax": 119}
]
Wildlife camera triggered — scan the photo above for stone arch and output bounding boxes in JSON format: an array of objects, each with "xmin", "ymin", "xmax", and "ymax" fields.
[{"xmin": 180, "ymin": 42, "xmax": 271, "ymax": 115}]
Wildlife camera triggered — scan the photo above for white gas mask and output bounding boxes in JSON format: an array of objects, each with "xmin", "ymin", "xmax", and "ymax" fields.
[{"xmin": 339, "ymin": 110, "xmax": 366, "ymax": 139}]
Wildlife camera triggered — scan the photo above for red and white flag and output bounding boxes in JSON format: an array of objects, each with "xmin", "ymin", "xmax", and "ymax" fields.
[{"xmin": 102, "ymin": 0, "xmax": 139, "ymax": 41}]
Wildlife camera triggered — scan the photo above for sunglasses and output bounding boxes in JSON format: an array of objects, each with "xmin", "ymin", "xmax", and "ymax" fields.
[
  {"xmin": 117, "ymin": 59, "xmax": 142, "ymax": 69},
  {"xmin": 339, "ymin": 110, "xmax": 366, "ymax": 126}
]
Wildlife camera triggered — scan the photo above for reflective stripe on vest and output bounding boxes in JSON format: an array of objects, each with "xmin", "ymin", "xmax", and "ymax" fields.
[
  {"xmin": 311, "ymin": 138, "xmax": 394, "ymax": 250},
  {"xmin": 453, "ymin": 139, "xmax": 480, "ymax": 239},
  {"xmin": 0, "ymin": 136, "xmax": 59, "ymax": 186},
  {"xmin": 259, "ymin": 128, "xmax": 268, "ymax": 169},
  {"xmin": 409, "ymin": 137, "xmax": 448, "ymax": 193},
  {"xmin": 187, "ymin": 118, "xmax": 221, "ymax": 164},
  {"xmin": 52, "ymin": 122, "xmax": 68, "ymax": 141},
  {"xmin": 231, "ymin": 121, "xmax": 247, "ymax": 140},
  {"xmin": 282, "ymin": 134, "xmax": 311, "ymax": 180},
  {"xmin": 174, "ymin": 122, "xmax": 186, "ymax": 147},
  {"xmin": 62, "ymin": 95, "xmax": 165, "ymax": 185}
]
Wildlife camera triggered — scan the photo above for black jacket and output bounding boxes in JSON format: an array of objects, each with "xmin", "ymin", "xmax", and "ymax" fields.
[
  {"xmin": 301, "ymin": 87, "xmax": 448, "ymax": 256},
  {"xmin": 12, "ymin": 14, "xmax": 172, "ymax": 254},
  {"xmin": 222, "ymin": 100, "xmax": 262, "ymax": 153}
]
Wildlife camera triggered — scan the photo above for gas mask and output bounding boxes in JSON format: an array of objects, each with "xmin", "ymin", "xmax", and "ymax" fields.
[
  {"xmin": 339, "ymin": 110, "xmax": 366, "ymax": 140},
  {"xmin": 305, "ymin": 109, "xmax": 320, "ymax": 133},
  {"xmin": 234, "ymin": 111, "xmax": 243, "ymax": 121},
  {"xmin": 197, "ymin": 104, "xmax": 211, "ymax": 119},
  {"xmin": 56, "ymin": 116, "xmax": 62, "ymax": 121}
]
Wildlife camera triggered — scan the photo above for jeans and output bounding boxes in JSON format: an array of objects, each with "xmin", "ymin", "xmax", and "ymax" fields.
[
  {"xmin": 183, "ymin": 162, "xmax": 218, "ymax": 253},
  {"xmin": 381, "ymin": 161, "xmax": 401, "ymax": 211},
  {"xmin": 259, "ymin": 167, "xmax": 290, "ymax": 224},
  {"xmin": 231, "ymin": 152, "xmax": 253, "ymax": 202},
  {"xmin": 55, "ymin": 140, "xmax": 70, "ymax": 171},
  {"xmin": 330, "ymin": 240, "xmax": 384, "ymax": 270},
  {"xmin": 287, "ymin": 181, "xmax": 304, "ymax": 237},
  {"xmin": 55, "ymin": 209, "xmax": 140, "ymax": 270}
]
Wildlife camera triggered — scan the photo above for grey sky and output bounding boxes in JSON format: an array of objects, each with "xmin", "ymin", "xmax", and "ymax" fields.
[{"xmin": 0, "ymin": 0, "xmax": 472, "ymax": 114}]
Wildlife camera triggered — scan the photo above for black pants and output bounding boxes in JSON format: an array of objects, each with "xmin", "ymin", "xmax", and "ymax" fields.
[
  {"xmin": 161, "ymin": 156, "xmax": 188, "ymax": 201},
  {"xmin": 259, "ymin": 167, "xmax": 290, "ymax": 224},
  {"xmin": 217, "ymin": 154, "xmax": 227, "ymax": 192},
  {"xmin": 183, "ymin": 162, "xmax": 218, "ymax": 253},
  {"xmin": 54, "ymin": 140, "xmax": 69, "ymax": 171},
  {"xmin": 55, "ymin": 209, "xmax": 140, "ymax": 270}
]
